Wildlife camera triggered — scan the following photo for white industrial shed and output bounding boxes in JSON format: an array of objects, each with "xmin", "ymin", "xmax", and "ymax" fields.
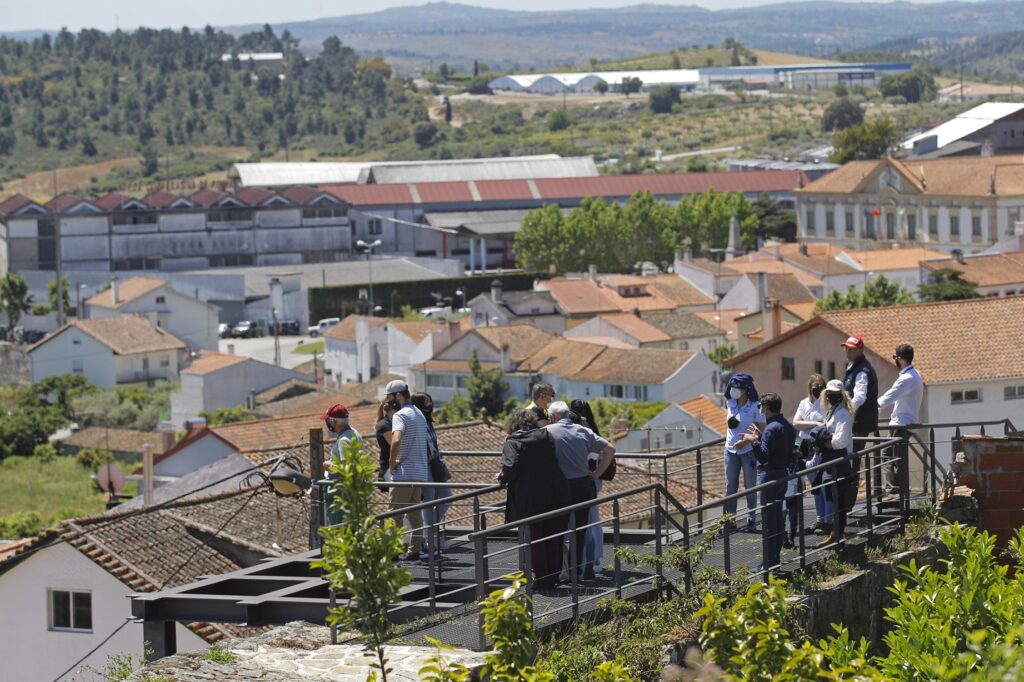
[{"xmin": 489, "ymin": 69, "xmax": 700, "ymax": 94}]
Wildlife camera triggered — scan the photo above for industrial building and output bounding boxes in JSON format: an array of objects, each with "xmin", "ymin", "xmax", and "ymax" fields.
[
  {"xmin": 488, "ymin": 70, "xmax": 700, "ymax": 94},
  {"xmin": 900, "ymin": 102, "xmax": 1024, "ymax": 159}
]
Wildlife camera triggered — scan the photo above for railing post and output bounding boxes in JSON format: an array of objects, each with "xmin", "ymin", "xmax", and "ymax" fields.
[
  {"xmin": 696, "ymin": 447, "xmax": 704, "ymax": 530},
  {"xmin": 654, "ymin": 488, "xmax": 663, "ymax": 593},
  {"xmin": 900, "ymin": 434, "xmax": 911, "ymax": 521},
  {"xmin": 980, "ymin": 424, "xmax": 986, "ymax": 436},
  {"xmin": 613, "ymin": 499, "xmax": 623, "ymax": 600},
  {"xmin": 797, "ymin": 487, "xmax": 806, "ymax": 570},
  {"xmin": 929, "ymin": 427, "xmax": 937, "ymax": 506},
  {"xmin": 864, "ymin": 442, "xmax": 874, "ymax": 536},
  {"xmin": 427, "ymin": 518, "xmax": 437, "ymax": 610},
  {"xmin": 519, "ymin": 525, "xmax": 532, "ymax": 597},
  {"xmin": 329, "ymin": 587, "xmax": 338, "ymax": 644},
  {"xmin": 309, "ymin": 428, "xmax": 324, "ymax": 551},
  {"xmin": 474, "ymin": 533, "xmax": 487, "ymax": 651},
  {"xmin": 569, "ymin": 512, "xmax": 579, "ymax": 621},
  {"xmin": 681, "ymin": 514, "xmax": 693, "ymax": 593},
  {"xmin": 723, "ymin": 514, "xmax": 732, "ymax": 576}
]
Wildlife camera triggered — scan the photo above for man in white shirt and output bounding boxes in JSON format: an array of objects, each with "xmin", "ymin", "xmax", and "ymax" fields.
[{"xmin": 877, "ymin": 344, "xmax": 923, "ymax": 496}]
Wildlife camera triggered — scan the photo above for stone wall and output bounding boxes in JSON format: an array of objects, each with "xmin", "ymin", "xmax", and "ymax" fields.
[
  {"xmin": 0, "ymin": 342, "xmax": 30, "ymax": 385},
  {"xmin": 958, "ymin": 435, "xmax": 1024, "ymax": 547}
]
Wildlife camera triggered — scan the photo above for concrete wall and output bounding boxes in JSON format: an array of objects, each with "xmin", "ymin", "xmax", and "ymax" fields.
[
  {"xmin": 113, "ymin": 350, "xmax": 180, "ymax": 384},
  {"xmin": 0, "ymin": 543, "xmax": 206, "ymax": 682},
  {"xmin": 30, "ymin": 330, "xmax": 116, "ymax": 387},
  {"xmin": 0, "ymin": 342, "xmax": 30, "ymax": 384}
]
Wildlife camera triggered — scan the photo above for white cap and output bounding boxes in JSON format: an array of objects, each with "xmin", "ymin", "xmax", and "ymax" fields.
[{"xmin": 825, "ymin": 379, "xmax": 845, "ymax": 393}]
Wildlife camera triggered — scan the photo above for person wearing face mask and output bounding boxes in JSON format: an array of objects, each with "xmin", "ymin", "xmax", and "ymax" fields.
[
  {"xmin": 321, "ymin": 403, "xmax": 363, "ymax": 526},
  {"xmin": 792, "ymin": 374, "xmax": 831, "ymax": 536},
  {"xmin": 810, "ymin": 380, "xmax": 854, "ymax": 547},
  {"xmin": 412, "ymin": 392, "xmax": 452, "ymax": 557},
  {"xmin": 877, "ymin": 344, "xmax": 923, "ymax": 498},
  {"xmin": 723, "ymin": 372, "xmax": 766, "ymax": 530},
  {"xmin": 384, "ymin": 379, "xmax": 431, "ymax": 561},
  {"xmin": 840, "ymin": 335, "xmax": 878, "ymax": 493}
]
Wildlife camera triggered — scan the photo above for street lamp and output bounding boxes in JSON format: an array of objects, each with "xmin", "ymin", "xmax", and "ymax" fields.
[
  {"xmin": 76, "ymin": 283, "xmax": 87, "ymax": 320},
  {"xmin": 356, "ymin": 239, "xmax": 382, "ymax": 316},
  {"xmin": 455, "ymin": 288, "xmax": 466, "ymax": 310}
]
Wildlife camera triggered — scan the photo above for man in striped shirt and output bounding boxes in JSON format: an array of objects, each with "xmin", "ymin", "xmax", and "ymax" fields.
[{"xmin": 386, "ymin": 379, "xmax": 431, "ymax": 561}]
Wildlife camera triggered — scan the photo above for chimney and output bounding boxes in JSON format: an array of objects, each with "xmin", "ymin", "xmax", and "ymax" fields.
[
  {"xmin": 111, "ymin": 277, "xmax": 120, "ymax": 304},
  {"xmin": 490, "ymin": 279, "xmax": 503, "ymax": 303},
  {"xmin": 588, "ymin": 264, "xmax": 598, "ymax": 282},
  {"xmin": 756, "ymin": 272, "xmax": 769, "ymax": 312},
  {"xmin": 500, "ymin": 344, "xmax": 512, "ymax": 372},
  {"xmin": 142, "ymin": 443, "xmax": 154, "ymax": 506},
  {"xmin": 952, "ymin": 248, "xmax": 965, "ymax": 265},
  {"xmin": 764, "ymin": 298, "xmax": 781, "ymax": 342},
  {"xmin": 726, "ymin": 214, "xmax": 741, "ymax": 258},
  {"xmin": 447, "ymin": 319, "xmax": 464, "ymax": 343}
]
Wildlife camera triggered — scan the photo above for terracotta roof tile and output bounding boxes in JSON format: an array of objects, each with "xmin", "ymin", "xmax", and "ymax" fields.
[
  {"xmin": 93, "ymin": 192, "xmax": 132, "ymax": 210},
  {"xmin": 181, "ymin": 350, "xmax": 248, "ymax": 375},
  {"xmin": 721, "ymin": 259, "xmax": 824, "ymax": 290},
  {"xmin": 323, "ymin": 315, "xmax": 390, "ymax": 341},
  {"xmin": 278, "ymin": 186, "xmax": 322, "ymax": 203},
  {"xmin": 568, "ymin": 346, "xmax": 695, "ymax": 384},
  {"xmin": 85, "ymin": 276, "xmax": 167, "ymax": 309},
  {"xmin": 800, "ymin": 157, "xmax": 1024, "ymax": 197},
  {"xmin": 141, "ymin": 190, "xmax": 179, "ymax": 208},
  {"xmin": 389, "ymin": 320, "xmax": 442, "ymax": 342},
  {"xmin": 189, "ymin": 188, "xmax": 227, "ymax": 207},
  {"xmin": 922, "ymin": 253, "xmax": 1024, "ymax": 288},
  {"xmin": 640, "ymin": 310, "xmax": 730, "ymax": 340},
  {"xmin": 678, "ymin": 396, "xmax": 728, "ymax": 436},
  {"xmin": 639, "ymin": 274, "xmax": 716, "ymax": 307},
  {"xmin": 472, "ymin": 325, "xmax": 554, "ymax": 362},
  {"xmin": 568, "ymin": 335, "xmax": 640, "ymax": 349},
  {"xmin": 418, "ymin": 359, "xmax": 503, "ymax": 372},
  {"xmin": 0, "ymin": 193, "xmax": 34, "ymax": 214},
  {"xmin": 539, "ymin": 279, "xmax": 620, "ymax": 315},
  {"xmin": 48, "ymin": 193, "xmax": 87, "ymax": 212},
  {"xmin": 234, "ymin": 187, "xmax": 278, "ymax": 206},
  {"xmin": 60, "ymin": 427, "xmax": 165, "ymax": 455},
  {"xmin": 782, "ymin": 301, "xmax": 819, "ymax": 321},
  {"xmin": 521, "ymin": 338, "xmax": 605, "ymax": 377},
  {"xmin": 598, "ymin": 313, "xmax": 672, "ymax": 343},
  {"xmin": 691, "ymin": 309, "xmax": 744, "ymax": 343},
  {"xmin": 843, "ymin": 246, "xmax": 948, "ymax": 272},
  {"xmin": 29, "ymin": 316, "xmax": 185, "ymax": 355}
]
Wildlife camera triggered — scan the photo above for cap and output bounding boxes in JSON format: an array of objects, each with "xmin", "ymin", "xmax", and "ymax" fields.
[
  {"xmin": 384, "ymin": 379, "xmax": 409, "ymax": 394},
  {"xmin": 840, "ymin": 335, "xmax": 864, "ymax": 350},
  {"xmin": 321, "ymin": 404, "xmax": 349, "ymax": 420},
  {"xmin": 825, "ymin": 379, "xmax": 845, "ymax": 393}
]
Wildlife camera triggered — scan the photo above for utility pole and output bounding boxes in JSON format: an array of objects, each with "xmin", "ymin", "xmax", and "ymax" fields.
[
  {"xmin": 356, "ymin": 239, "xmax": 382, "ymax": 316},
  {"xmin": 271, "ymin": 307, "xmax": 281, "ymax": 366},
  {"xmin": 959, "ymin": 48, "xmax": 964, "ymax": 103}
]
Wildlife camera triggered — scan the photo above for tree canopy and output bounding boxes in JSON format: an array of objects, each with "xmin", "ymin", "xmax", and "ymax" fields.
[
  {"xmin": 879, "ymin": 70, "xmax": 938, "ymax": 103},
  {"xmin": 918, "ymin": 267, "xmax": 981, "ymax": 302},
  {"xmin": 0, "ymin": 273, "xmax": 33, "ymax": 332},
  {"xmin": 821, "ymin": 98, "xmax": 864, "ymax": 132},
  {"xmin": 815, "ymin": 275, "xmax": 915, "ymax": 312},
  {"xmin": 830, "ymin": 117, "xmax": 900, "ymax": 163}
]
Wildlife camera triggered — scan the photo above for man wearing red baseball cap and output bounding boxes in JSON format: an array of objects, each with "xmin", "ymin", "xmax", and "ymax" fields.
[
  {"xmin": 839, "ymin": 334, "xmax": 878, "ymax": 520},
  {"xmin": 322, "ymin": 403, "xmax": 363, "ymax": 525}
]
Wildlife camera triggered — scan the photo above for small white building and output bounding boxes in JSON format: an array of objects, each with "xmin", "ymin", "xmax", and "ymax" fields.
[
  {"xmin": 84, "ymin": 276, "xmax": 220, "ymax": 351},
  {"xmin": 28, "ymin": 316, "xmax": 186, "ymax": 388},
  {"xmin": 323, "ymin": 315, "xmax": 391, "ymax": 386},
  {"xmin": 384, "ymin": 320, "xmax": 461, "ymax": 377},
  {"xmin": 169, "ymin": 351, "xmax": 314, "ymax": 428},
  {"xmin": 468, "ymin": 280, "xmax": 566, "ymax": 334},
  {"xmin": 565, "ymin": 311, "xmax": 727, "ymax": 354},
  {"xmin": 614, "ymin": 395, "xmax": 727, "ymax": 455}
]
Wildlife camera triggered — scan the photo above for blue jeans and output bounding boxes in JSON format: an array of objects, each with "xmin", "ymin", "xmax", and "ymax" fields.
[
  {"xmin": 759, "ymin": 469, "xmax": 788, "ymax": 570},
  {"xmin": 725, "ymin": 449, "xmax": 757, "ymax": 524},
  {"xmin": 583, "ymin": 480, "xmax": 604, "ymax": 570},
  {"xmin": 813, "ymin": 487, "xmax": 834, "ymax": 523},
  {"xmin": 421, "ymin": 480, "xmax": 452, "ymax": 551}
]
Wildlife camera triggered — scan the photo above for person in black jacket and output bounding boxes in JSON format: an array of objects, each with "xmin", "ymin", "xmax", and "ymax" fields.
[{"xmin": 498, "ymin": 408, "xmax": 571, "ymax": 589}]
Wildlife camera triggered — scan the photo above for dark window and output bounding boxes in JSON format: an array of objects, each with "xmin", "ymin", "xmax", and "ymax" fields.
[
  {"xmin": 828, "ymin": 361, "xmax": 836, "ymax": 380},
  {"xmin": 155, "ymin": 296, "xmax": 165, "ymax": 304},
  {"xmin": 302, "ymin": 206, "xmax": 347, "ymax": 219},
  {"xmin": 782, "ymin": 357, "xmax": 795, "ymax": 381},
  {"xmin": 49, "ymin": 590, "xmax": 92, "ymax": 631},
  {"xmin": 929, "ymin": 214, "xmax": 938, "ymax": 236},
  {"xmin": 368, "ymin": 218, "xmax": 383, "ymax": 235},
  {"xmin": 826, "ymin": 212, "xmax": 835, "ymax": 234},
  {"xmin": 950, "ymin": 215, "xmax": 960, "ymax": 236},
  {"xmin": 815, "ymin": 360, "xmax": 823, "ymax": 374},
  {"xmin": 972, "ymin": 216, "xmax": 982, "ymax": 238},
  {"xmin": 845, "ymin": 212, "xmax": 854, "ymax": 236},
  {"xmin": 886, "ymin": 213, "xmax": 895, "ymax": 240},
  {"xmin": 907, "ymin": 214, "xmax": 917, "ymax": 241}
]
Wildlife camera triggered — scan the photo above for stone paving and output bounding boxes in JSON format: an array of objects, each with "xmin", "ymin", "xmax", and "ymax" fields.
[{"xmin": 132, "ymin": 622, "xmax": 488, "ymax": 681}]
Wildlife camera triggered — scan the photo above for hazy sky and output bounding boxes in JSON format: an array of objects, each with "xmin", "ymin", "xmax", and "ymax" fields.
[{"xmin": 7, "ymin": 0, "xmax": 965, "ymax": 32}]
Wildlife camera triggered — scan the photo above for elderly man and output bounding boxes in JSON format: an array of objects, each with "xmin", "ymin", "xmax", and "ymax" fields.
[
  {"xmin": 385, "ymin": 379, "xmax": 431, "ymax": 561},
  {"xmin": 322, "ymin": 403, "xmax": 362, "ymax": 526},
  {"xmin": 527, "ymin": 382, "xmax": 555, "ymax": 427},
  {"xmin": 545, "ymin": 400, "xmax": 615, "ymax": 581}
]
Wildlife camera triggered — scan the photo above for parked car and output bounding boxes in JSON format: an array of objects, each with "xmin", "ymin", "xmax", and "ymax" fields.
[
  {"xmin": 273, "ymin": 319, "xmax": 301, "ymax": 336},
  {"xmin": 308, "ymin": 317, "xmax": 340, "ymax": 337},
  {"xmin": 218, "ymin": 323, "xmax": 231, "ymax": 339},
  {"xmin": 231, "ymin": 320, "xmax": 258, "ymax": 338},
  {"xmin": 419, "ymin": 306, "xmax": 452, "ymax": 321}
]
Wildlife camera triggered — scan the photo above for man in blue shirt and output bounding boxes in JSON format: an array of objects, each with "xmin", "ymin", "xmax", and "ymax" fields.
[
  {"xmin": 321, "ymin": 403, "xmax": 363, "ymax": 526},
  {"xmin": 739, "ymin": 392, "xmax": 796, "ymax": 573},
  {"xmin": 545, "ymin": 401, "xmax": 615, "ymax": 580},
  {"xmin": 724, "ymin": 373, "xmax": 766, "ymax": 530}
]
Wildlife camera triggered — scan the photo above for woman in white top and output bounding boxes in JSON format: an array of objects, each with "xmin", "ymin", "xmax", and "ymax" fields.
[
  {"xmin": 816, "ymin": 379, "xmax": 854, "ymax": 546},
  {"xmin": 790, "ymin": 374, "xmax": 829, "ymax": 539}
]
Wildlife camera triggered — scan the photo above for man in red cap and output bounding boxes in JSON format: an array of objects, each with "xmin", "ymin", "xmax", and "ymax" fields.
[
  {"xmin": 839, "ymin": 335, "xmax": 878, "ymax": 520},
  {"xmin": 322, "ymin": 404, "xmax": 363, "ymax": 526}
]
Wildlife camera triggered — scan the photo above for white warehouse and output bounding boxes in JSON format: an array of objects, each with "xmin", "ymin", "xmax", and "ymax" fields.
[{"xmin": 489, "ymin": 69, "xmax": 701, "ymax": 94}]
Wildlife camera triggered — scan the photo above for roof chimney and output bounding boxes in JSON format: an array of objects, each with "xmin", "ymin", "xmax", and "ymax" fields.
[
  {"xmin": 764, "ymin": 298, "xmax": 781, "ymax": 343},
  {"xmin": 500, "ymin": 344, "xmax": 512, "ymax": 372},
  {"xmin": 142, "ymin": 443, "xmax": 154, "ymax": 507},
  {"xmin": 490, "ymin": 279, "xmax": 503, "ymax": 303},
  {"xmin": 756, "ymin": 272, "xmax": 769, "ymax": 312},
  {"xmin": 588, "ymin": 264, "xmax": 598, "ymax": 282},
  {"xmin": 726, "ymin": 214, "xmax": 741, "ymax": 259},
  {"xmin": 111, "ymin": 277, "xmax": 120, "ymax": 304},
  {"xmin": 952, "ymin": 248, "xmax": 965, "ymax": 265}
]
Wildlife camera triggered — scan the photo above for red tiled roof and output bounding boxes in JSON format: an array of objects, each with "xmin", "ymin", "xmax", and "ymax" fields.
[
  {"xmin": 323, "ymin": 314, "xmax": 390, "ymax": 342},
  {"xmin": 141, "ymin": 190, "xmax": 179, "ymax": 208},
  {"xmin": 181, "ymin": 350, "xmax": 249, "ymax": 375},
  {"xmin": 85, "ymin": 276, "xmax": 167, "ymax": 309},
  {"xmin": 47, "ymin": 193, "xmax": 86, "ymax": 212},
  {"xmin": 190, "ymin": 188, "xmax": 227, "ymax": 207},
  {"xmin": 234, "ymin": 187, "xmax": 278, "ymax": 206},
  {"xmin": 0, "ymin": 193, "xmax": 33, "ymax": 214},
  {"xmin": 322, "ymin": 183, "xmax": 414, "ymax": 205},
  {"xmin": 416, "ymin": 181, "xmax": 475, "ymax": 203},
  {"xmin": 679, "ymin": 396, "xmax": 728, "ymax": 436},
  {"xmin": 278, "ymin": 186, "xmax": 323, "ymax": 204},
  {"xmin": 475, "ymin": 179, "xmax": 534, "ymax": 201},
  {"xmin": 93, "ymin": 192, "xmax": 131, "ymax": 210},
  {"xmin": 29, "ymin": 316, "xmax": 186, "ymax": 355}
]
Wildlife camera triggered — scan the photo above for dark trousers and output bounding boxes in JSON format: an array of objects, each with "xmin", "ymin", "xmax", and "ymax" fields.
[
  {"xmin": 759, "ymin": 469, "xmax": 788, "ymax": 570},
  {"xmin": 882, "ymin": 428, "xmax": 909, "ymax": 494},
  {"xmin": 565, "ymin": 476, "xmax": 597, "ymax": 575},
  {"xmin": 785, "ymin": 496, "xmax": 800, "ymax": 541},
  {"xmin": 529, "ymin": 515, "xmax": 568, "ymax": 587},
  {"xmin": 827, "ymin": 471, "xmax": 857, "ymax": 539}
]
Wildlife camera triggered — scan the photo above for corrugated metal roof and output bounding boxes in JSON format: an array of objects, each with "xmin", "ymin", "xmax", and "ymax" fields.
[
  {"xmin": 902, "ymin": 102, "xmax": 1024, "ymax": 150},
  {"xmin": 423, "ymin": 209, "xmax": 559, "ymax": 236}
]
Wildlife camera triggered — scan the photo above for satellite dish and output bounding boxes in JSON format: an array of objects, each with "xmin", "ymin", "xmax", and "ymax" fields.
[{"xmin": 97, "ymin": 462, "xmax": 125, "ymax": 495}]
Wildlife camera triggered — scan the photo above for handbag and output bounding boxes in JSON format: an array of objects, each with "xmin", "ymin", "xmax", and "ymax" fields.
[
  {"xmin": 599, "ymin": 456, "xmax": 617, "ymax": 481},
  {"xmin": 427, "ymin": 437, "xmax": 451, "ymax": 482}
]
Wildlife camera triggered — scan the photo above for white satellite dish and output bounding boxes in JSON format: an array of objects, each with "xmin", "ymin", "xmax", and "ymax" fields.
[{"xmin": 97, "ymin": 462, "xmax": 125, "ymax": 495}]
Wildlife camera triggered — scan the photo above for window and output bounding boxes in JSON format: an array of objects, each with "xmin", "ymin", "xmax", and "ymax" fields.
[
  {"xmin": 828, "ymin": 361, "xmax": 836, "ymax": 380},
  {"xmin": 826, "ymin": 212, "xmax": 835, "ymax": 235},
  {"xmin": 72, "ymin": 337, "xmax": 81, "ymax": 345},
  {"xmin": 781, "ymin": 357, "xmax": 795, "ymax": 381},
  {"xmin": 886, "ymin": 212, "xmax": 895, "ymax": 240},
  {"xmin": 207, "ymin": 208, "xmax": 253, "ymax": 222},
  {"xmin": 605, "ymin": 384, "xmax": 625, "ymax": 398},
  {"xmin": 845, "ymin": 212, "xmax": 854, "ymax": 236},
  {"xmin": 929, "ymin": 214, "xmax": 938, "ymax": 237},
  {"xmin": 112, "ymin": 213, "xmax": 157, "ymax": 226},
  {"xmin": 814, "ymin": 360, "xmax": 823, "ymax": 375},
  {"xmin": 664, "ymin": 432, "xmax": 673, "ymax": 445},
  {"xmin": 155, "ymin": 296, "xmax": 165, "ymax": 304},
  {"xmin": 426, "ymin": 373, "xmax": 455, "ymax": 389},
  {"xmin": 951, "ymin": 389, "xmax": 981, "ymax": 404},
  {"xmin": 302, "ymin": 206, "xmax": 347, "ymax": 219},
  {"xmin": 950, "ymin": 215, "xmax": 960, "ymax": 237},
  {"xmin": 368, "ymin": 218, "xmax": 383, "ymax": 236},
  {"xmin": 972, "ymin": 216, "xmax": 982, "ymax": 239},
  {"xmin": 805, "ymin": 209, "xmax": 815, "ymax": 232},
  {"xmin": 1005, "ymin": 385, "xmax": 1024, "ymax": 400},
  {"xmin": 907, "ymin": 214, "xmax": 917, "ymax": 241},
  {"xmin": 72, "ymin": 359, "xmax": 83, "ymax": 373},
  {"xmin": 49, "ymin": 589, "xmax": 92, "ymax": 632},
  {"xmin": 160, "ymin": 357, "xmax": 170, "ymax": 368},
  {"xmin": 456, "ymin": 375, "xmax": 469, "ymax": 389},
  {"xmin": 864, "ymin": 214, "xmax": 876, "ymax": 240}
]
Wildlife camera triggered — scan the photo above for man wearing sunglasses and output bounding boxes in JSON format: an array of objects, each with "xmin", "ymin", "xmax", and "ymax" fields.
[{"xmin": 877, "ymin": 344, "xmax": 923, "ymax": 498}]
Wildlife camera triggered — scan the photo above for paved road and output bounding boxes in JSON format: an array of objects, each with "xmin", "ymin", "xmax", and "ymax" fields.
[
  {"xmin": 218, "ymin": 335, "xmax": 320, "ymax": 370},
  {"xmin": 655, "ymin": 144, "xmax": 742, "ymax": 163}
]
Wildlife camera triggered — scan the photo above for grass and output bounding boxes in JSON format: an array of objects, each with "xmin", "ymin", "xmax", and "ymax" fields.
[
  {"xmin": 199, "ymin": 648, "xmax": 237, "ymax": 664},
  {"xmin": 0, "ymin": 455, "xmax": 115, "ymax": 525},
  {"xmin": 292, "ymin": 340, "xmax": 324, "ymax": 355}
]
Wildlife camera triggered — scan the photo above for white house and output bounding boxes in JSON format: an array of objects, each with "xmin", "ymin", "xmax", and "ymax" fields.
[
  {"xmin": 384, "ymin": 320, "xmax": 461, "ymax": 377},
  {"xmin": 728, "ymin": 295, "xmax": 1024, "ymax": 466},
  {"xmin": 323, "ymin": 315, "xmax": 390, "ymax": 386},
  {"xmin": 468, "ymin": 280, "xmax": 566, "ymax": 334},
  {"xmin": 614, "ymin": 395, "xmax": 727, "ymax": 455},
  {"xmin": 28, "ymin": 316, "xmax": 186, "ymax": 388},
  {"xmin": 564, "ymin": 311, "xmax": 728, "ymax": 354},
  {"xmin": 718, "ymin": 272, "xmax": 817, "ymax": 314},
  {"xmin": 84, "ymin": 276, "xmax": 220, "ymax": 351},
  {"xmin": 169, "ymin": 351, "xmax": 314, "ymax": 428},
  {"xmin": 920, "ymin": 250, "xmax": 1024, "ymax": 298}
]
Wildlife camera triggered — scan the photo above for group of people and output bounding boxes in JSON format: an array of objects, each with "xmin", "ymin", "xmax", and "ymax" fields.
[
  {"xmin": 499, "ymin": 383, "xmax": 616, "ymax": 589},
  {"xmin": 322, "ymin": 379, "xmax": 452, "ymax": 562},
  {"xmin": 724, "ymin": 335, "xmax": 923, "ymax": 571}
]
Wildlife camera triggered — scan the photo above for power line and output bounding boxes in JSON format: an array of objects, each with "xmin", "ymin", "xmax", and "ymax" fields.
[{"xmin": 51, "ymin": 618, "xmax": 132, "ymax": 682}]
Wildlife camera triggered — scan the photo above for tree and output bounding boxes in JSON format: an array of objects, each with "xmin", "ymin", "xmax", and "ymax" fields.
[
  {"xmin": 466, "ymin": 351, "xmax": 508, "ymax": 418},
  {"xmin": 879, "ymin": 70, "xmax": 937, "ymax": 103},
  {"xmin": 80, "ymin": 134, "xmax": 97, "ymax": 156},
  {"xmin": 466, "ymin": 75, "xmax": 492, "ymax": 95},
  {"xmin": 918, "ymin": 267, "xmax": 981, "ymax": 302},
  {"xmin": 594, "ymin": 79, "xmax": 609, "ymax": 95},
  {"xmin": 0, "ymin": 128, "xmax": 15, "ymax": 155},
  {"xmin": 313, "ymin": 439, "xmax": 411, "ymax": 682},
  {"xmin": 751, "ymin": 195, "xmax": 797, "ymax": 243},
  {"xmin": 648, "ymin": 85, "xmax": 680, "ymax": 114},
  {"xmin": 546, "ymin": 109, "xmax": 570, "ymax": 132},
  {"xmin": 34, "ymin": 373, "xmax": 92, "ymax": 421},
  {"xmin": 620, "ymin": 77, "xmax": 643, "ymax": 97},
  {"xmin": 438, "ymin": 63, "xmax": 450, "ymax": 80},
  {"xmin": 140, "ymin": 145, "xmax": 158, "ymax": 176},
  {"xmin": 444, "ymin": 98, "xmax": 452, "ymax": 124},
  {"xmin": 707, "ymin": 344, "xmax": 737, "ymax": 368},
  {"xmin": 821, "ymin": 98, "xmax": 864, "ymax": 132},
  {"xmin": 830, "ymin": 117, "xmax": 900, "ymax": 163},
  {"xmin": 815, "ymin": 275, "xmax": 914, "ymax": 312},
  {"xmin": 0, "ymin": 273, "xmax": 33, "ymax": 332},
  {"xmin": 47, "ymin": 275, "xmax": 71, "ymax": 320},
  {"xmin": 413, "ymin": 121, "xmax": 439, "ymax": 148},
  {"xmin": 435, "ymin": 391, "xmax": 472, "ymax": 425}
]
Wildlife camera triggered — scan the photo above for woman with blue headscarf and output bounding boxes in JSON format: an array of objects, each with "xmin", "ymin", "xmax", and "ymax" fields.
[{"xmin": 723, "ymin": 372, "xmax": 766, "ymax": 530}]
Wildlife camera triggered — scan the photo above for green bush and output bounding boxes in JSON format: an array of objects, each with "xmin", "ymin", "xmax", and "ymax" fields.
[
  {"xmin": 0, "ymin": 510, "xmax": 43, "ymax": 539},
  {"xmin": 546, "ymin": 109, "xmax": 571, "ymax": 132},
  {"xmin": 33, "ymin": 442, "xmax": 58, "ymax": 462},
  {"xmin": 75, "ymin": 446, "xmax": 113, "ymax": 471}
]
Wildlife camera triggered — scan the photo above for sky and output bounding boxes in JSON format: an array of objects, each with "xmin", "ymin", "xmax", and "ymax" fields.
[{"xmin": 6, "ymin": 0, "xmax": 970, "ymax": 33}]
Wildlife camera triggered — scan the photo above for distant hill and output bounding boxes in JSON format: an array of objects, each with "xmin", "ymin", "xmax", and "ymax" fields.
[
  {"xmin": 218, "ymin": 1, "xmax": 1024, "ymax": 72},
  {"xmin": 854, "ymin": 29, "xmax": 1024, "ymax": 81}
]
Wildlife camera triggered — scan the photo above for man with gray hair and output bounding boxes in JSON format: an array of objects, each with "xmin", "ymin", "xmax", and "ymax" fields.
[{"xmin": 545, "ymin": 400, "xmax": 615, "ymax": 580}]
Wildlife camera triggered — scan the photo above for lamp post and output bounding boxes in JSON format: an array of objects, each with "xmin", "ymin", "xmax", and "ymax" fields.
[
  {"xmin": 455, "ymin": 288, "xmax": 466, "ymax": 311},
  {"xmin": 76, "ymin": 283, "xmax": 87, "ymax": 320},
  {"xmin": 356, "ymin": 239, "xmax": 382, "ymax": 316}
]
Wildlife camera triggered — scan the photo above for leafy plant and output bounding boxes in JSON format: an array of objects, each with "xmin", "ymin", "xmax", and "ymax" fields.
[
  {"xmin": 419, "ymin": 636, "xmax": 472, "ymax": 682},
  {"xmin": 0, "ymin": 272, "xmax": 33, "ymax": 332},
  {"xmin": 199, "ymin": 647, "xmax": 236, "ymax": 664},
  {"xmin": 312, "ymin": 439, "xmax": 411, "ymax": 682}
]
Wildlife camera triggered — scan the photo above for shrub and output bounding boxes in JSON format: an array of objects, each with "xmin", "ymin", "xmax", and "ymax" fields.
[
  {"xmin": 547, "ymin": 109, "xmax": 571, "ymax": 132},
  {"xmin": 648, "ymin": 85, "xmax": 680, "ymax": 114},
  {"xmin": 75, "ymin": 446, "xmax": 112, "ymax": 471},
  {"xmin": 33, "ymin": 442, "xmax": 58, "ymax": 462},
  {"xmin": 0, "ymin": 510, "xmax": 43, "ymax": 539}
]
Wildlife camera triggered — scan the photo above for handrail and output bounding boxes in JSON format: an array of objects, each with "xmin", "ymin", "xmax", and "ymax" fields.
[{"xmin": 442, "ymin": 436, "xmax": 726, "ymax": 462}]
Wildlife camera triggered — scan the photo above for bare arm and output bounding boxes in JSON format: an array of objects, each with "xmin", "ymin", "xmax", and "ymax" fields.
[
  {"xmin": 591, "ymin": 444, "xmax": 616, "ymax": 480},
  {"xmin": 389, "ymin": 430, "xmax": 402, "ymax": 473}
]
